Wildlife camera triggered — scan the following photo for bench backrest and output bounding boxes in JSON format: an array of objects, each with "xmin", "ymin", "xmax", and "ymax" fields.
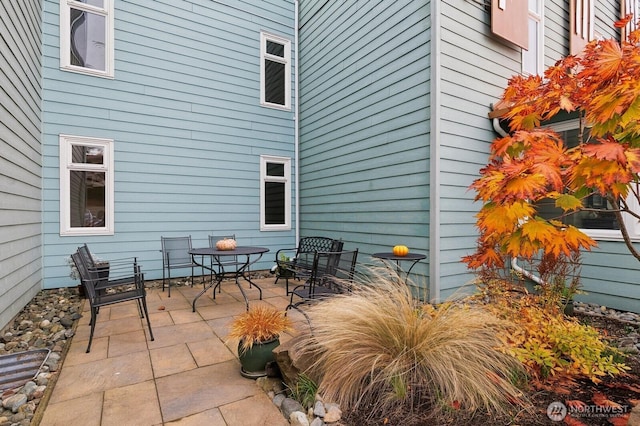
[
  {"xmin": 297, "ymin": 237, "xmax": 343, "ymax": 254},
  {"xmin": 294, "ymin": 237, "xmax": 343, "ymax": 270}
]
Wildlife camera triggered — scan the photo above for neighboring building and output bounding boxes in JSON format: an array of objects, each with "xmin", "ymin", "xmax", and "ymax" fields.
[{"xmin": 0, "ymin": 0, "xmax": 638, "ymax": 328}]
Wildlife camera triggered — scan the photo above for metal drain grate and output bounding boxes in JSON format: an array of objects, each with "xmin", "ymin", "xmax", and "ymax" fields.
[{"xmin": 0, "ymin": 349, "xmax": 51, "ymax": 391}]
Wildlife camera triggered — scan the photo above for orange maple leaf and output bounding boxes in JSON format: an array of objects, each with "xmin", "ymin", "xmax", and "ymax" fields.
[
  {"xmin": 566, "ymin": 400, "xmax": 588, "ymax": 410},
  {"xmin": 563, "ymin": 414, "xmax": 587, "ymax": 426},
  {"xmin": 591, "ymin": 392, "xmax": 622, "ymax": 409},
  {"xmin": 559, "ymin": 95, "xmax": 575, "ymax": 112},
  {"xmin": 582, "ymin": 139, "xmax": 627, "ymax": 163},
  {"xmin": 608, "ymin": 413, "xmax": 630, "ymax": 426}
]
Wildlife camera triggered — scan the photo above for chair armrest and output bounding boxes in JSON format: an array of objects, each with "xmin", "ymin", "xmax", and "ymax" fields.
[
  {"xmin": 275, "ymin": 248, "xmax": 298, "ymax": 266},
  {"xmin": 87, "ymin": 260, "xmax": 142, "ymax": 290}
]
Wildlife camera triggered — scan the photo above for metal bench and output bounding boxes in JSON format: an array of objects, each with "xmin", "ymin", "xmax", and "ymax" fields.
[{"xmin": 274, "ymin": 236, "xmax": 343, "ymax": 295}]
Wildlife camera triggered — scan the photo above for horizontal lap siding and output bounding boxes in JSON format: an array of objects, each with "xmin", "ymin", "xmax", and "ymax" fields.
[
  {"xmin": 437, "ymin": 1, "xmax": 521, "ymax": 298},
  {"xmin": 0, "ymin": 1, "xmax": 43, "ymax": 328},
  {"xmin": 298, "ymin": 0, "xmax": 430, "ymax": 282},
  {"xmin": 41, "ymin": 0, "xmax": 295, "ymax": 287},
  {"xmin": 579, "ymin": 242, "xmax": 640, "ymax": 313}
]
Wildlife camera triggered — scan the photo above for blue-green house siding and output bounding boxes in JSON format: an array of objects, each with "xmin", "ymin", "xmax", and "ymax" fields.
[
  {"xmin": 297, "ymin": 0, "xmax": 431, "ymax": 294},
  {"xmin": 297, "ymin": 0, "xmax": 640, "ymax": 312},
  {"xmin": 0, "ymin": 0, "xmax": 638, "ymax": 332},
  {"xmin": 41, "ymin": 0, "xmax": 297, "ymax": 288},
  {"xmin": 0, "ymin": 0, "xmax": 43, "ymax": 328}
]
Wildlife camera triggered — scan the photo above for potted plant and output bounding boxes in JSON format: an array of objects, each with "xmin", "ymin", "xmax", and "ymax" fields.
[{"xmin": 227, "ymin": 304, "xmax": 293, "ymax": 379}]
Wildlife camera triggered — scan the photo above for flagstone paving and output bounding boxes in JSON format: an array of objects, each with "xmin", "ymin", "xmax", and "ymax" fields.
[{"xmin": 39, "ymin": 277, "xmax": 307, "ymax": 426}]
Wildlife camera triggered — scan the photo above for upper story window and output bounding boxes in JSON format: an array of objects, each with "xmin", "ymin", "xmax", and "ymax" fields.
[
  {"xmin": 260, "ymin": 32, "xmax": 291, "ymax": 110},
  {"xmin": 60, "ymin": 0, "xmax": 114, "ymax": 78},
  {"xmin": 522, "ymin": 0, "xmax": 544, "ymax": 75},
  {"xmin": 260, "ymin": 155, "xmax": 291, "ymax": 231},
  {"xmin": 59, "ymin": 135, "xmax": 114, "ymax": 236}
]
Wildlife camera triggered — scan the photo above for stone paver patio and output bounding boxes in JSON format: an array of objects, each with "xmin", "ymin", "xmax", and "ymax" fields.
[{"xmin": 38, "ymin": 277, "xmax": 307, "ymax": 426}]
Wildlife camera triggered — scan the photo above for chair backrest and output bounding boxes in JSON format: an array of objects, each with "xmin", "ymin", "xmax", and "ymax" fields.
[
  {"xmin": 161, "ymin": 236, "xmax": 194, "ymax": 267},
  {"xmin": 297, "ymin": 237, "xmax": 341, "ymax": 254},
  {"xmin": 294, "ymin": 237, "xmax": 343, "ymax": 270},
  {"xmin": 71, "ymin": 252, "xmax": 100, "ymax": 299},
  {"xmin": 310, "ymin": 249, "xmax": 359, "ymax": 293},
  {"xmin": 77, "ymin": 243, "xmax": 96, "ymax": 268}
]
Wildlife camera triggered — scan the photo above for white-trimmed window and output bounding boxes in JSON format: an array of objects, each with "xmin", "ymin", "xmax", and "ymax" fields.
[
  {"xmin": 60, "ymin": 0, "xmax": 114, "ymax": 78},
  {"xmin": 538, "ymin": 119, "xmax": 640, "ymax": 241},
  {"xmin": 260, "ymin": 155, "xmax": 291, "ymax": 231},
  {"xmin": 523, "ymin": 0, "xmax": 544, "ymax": 75},
  {"xmin": 60, "ymin": 135, "xmax": 114, "ymax": 236},
  {"xmin": 260, "ymin": 32, "xmax": 291, "ymax": 110}
]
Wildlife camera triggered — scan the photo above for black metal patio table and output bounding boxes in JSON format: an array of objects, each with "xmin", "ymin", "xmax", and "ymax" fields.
[
  {"xmin": 189, "ymin": 246, "xmax": 269, "ymax": 312},
  {"xmin": 372, "ymin": 252, "xmax": 426, "ymax": 283}
]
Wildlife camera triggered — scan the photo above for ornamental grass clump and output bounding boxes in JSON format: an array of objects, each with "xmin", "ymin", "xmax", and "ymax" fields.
[
  {"xmin": 295, "ymin": 271, "xmax": 529, "ymax": 421},
  {"xmin": 227, "ymin": 304, "xmax": 293, "ymax": 353}
]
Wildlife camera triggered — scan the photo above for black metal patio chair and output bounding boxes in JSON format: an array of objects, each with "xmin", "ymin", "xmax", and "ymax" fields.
[
  {"xmin": 274, "ymin": 236, "xmax": 344, "ymax": 295},
  {"xmin": 285, "ymin": 249, "xmax": 359, "ymax": 324},
  {"xmin": 71, "ymin": 251, "xmax": 154, "ymax": 353},
  {"xmin": 161, "ymin": 235, "xmax": 198, "ymax": 297}
]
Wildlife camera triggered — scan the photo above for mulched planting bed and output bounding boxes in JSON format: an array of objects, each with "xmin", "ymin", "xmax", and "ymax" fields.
[{"xmin": 341, "ymin": 313, "xmax": 640, "ymax": 426}]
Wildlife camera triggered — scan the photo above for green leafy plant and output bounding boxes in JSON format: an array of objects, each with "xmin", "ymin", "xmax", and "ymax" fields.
[
  {"xmin": 480, "ymin": 288, "xmax": 629, "ymax": 383},
  {"xmin": 287, "ymin": 373, "xmax": 319, "ymax": 409}
]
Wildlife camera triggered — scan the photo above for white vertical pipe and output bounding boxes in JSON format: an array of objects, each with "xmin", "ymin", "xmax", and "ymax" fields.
[
  {"xmin": 429, "ymin": 0, "xmax": 442, "ymax": 302},
  {"xmin": 294, "ymin": 0, "xmax": 300, "ymax": 242}
]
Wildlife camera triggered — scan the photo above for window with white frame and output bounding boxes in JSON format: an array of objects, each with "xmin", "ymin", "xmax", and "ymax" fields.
[
  {"xmin": 537, "ymin": 117, "xmax": 640, "ymax": 240},
  {"xmin": 522, "ymin": 0, "xmax": 544, "ymax": 76},
  {"xmin": 260, "ymin": 155, "xmax": 291, "ymax": 231},
  {"xmin": 59, "ymin": 135, "xmax": 114, "ymax": 235},
  {"xmin": 260, "ymin": 32, "xmax": 291, "ymax": 110},
  {"xmin": 60, "ymin": 0, "xmax": 114, "ymax": 78}
]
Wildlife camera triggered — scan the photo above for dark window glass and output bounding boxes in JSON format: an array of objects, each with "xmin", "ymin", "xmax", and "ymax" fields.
[
  {"xmin": 265, "ymin": 60, "xmax": 285, "ymax": 105},
  {"xmin": 266, "ymin": 162, "xmax": 285, "ymax": 177},
  {"xmin": 265, "ymin": 182, "xmax": 285, "ymax": 225},
  {"xmin": 537, "ymin": 126, "xmax": 619, "ymax": 230},
  {"xmin": 70, "ymin": 171, "xmax": 106, "ymax": 228},
  {"xmin": 266, "ymin": 41, "xmax": 284, "ymax": 57}
]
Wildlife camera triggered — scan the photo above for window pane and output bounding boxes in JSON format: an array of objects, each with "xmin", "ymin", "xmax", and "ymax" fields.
[
  {"xmin": 70, "ymin": 8, "xmax": 106, "ymax": 71},
  {"xmin": 72, "ymin": 145, "xmax": 104, "ymax": 164},
  {"xmin": 266, "ymin": 41, "xmax": 284, "ymax": 57},
  {"xmin": 70, "ymin": 170, "xmax": 106, "ymax": 227},
  {"xmin": 79, "ymin": 0, "xmax": 105, "ymax": 7},
  {"xmin": 537, "ymin": 125, "xmax": 620, "ymax": 230},
  {"xmin": 264, "ymin": 182, "xmax": 285, "ymax": 225},
  {"xmin": 265, "ymin": 60, "xmax": 285, "ymax": 105},
  {"xmin": 266, "ymin": 162, "xmax": 285, "ymax": 177}
]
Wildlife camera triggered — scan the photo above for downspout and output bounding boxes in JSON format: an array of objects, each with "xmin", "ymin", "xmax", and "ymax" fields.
[
  {"xmin": 429, "ymin": 0, "xmax": 441, "ymax": 302},
  {"xmin": 294, "ymin": 0, "xmax": 300, "ymax": 242},
  {"xmin": 492, "ymin": 114, "xmax": 544, "ymax": 285}
]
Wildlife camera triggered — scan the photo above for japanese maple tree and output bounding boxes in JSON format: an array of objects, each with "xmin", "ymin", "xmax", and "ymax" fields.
[{"xmin": 464, "ymin": 17, "xmax": 640, "ymax": 271}]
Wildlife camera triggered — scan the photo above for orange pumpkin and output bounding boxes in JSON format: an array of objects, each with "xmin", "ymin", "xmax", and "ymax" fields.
[
  {"xmin": 216, "ymin": 238, "xmax": 237, "ymax": 251},
  {"xmin": 392, "ymin": 245, "xmax": 409, "ymax": 256}
]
